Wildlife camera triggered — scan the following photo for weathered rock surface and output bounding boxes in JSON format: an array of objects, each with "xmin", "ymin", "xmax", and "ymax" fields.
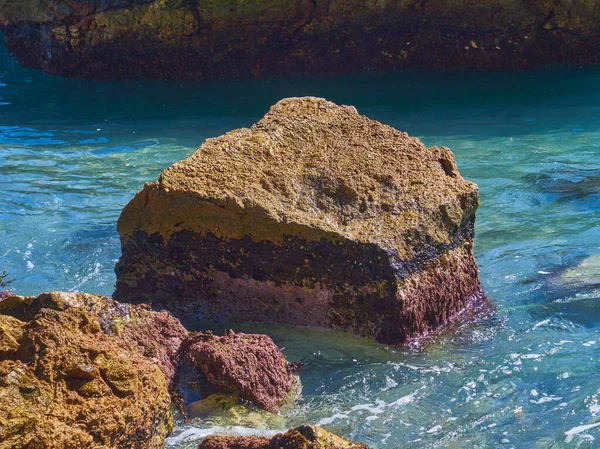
[
  {"xmin": 0, "ymin": 291, "xmax": 189, "ymax": 385},
  {"xmin": 197, "ymin": 426, "xmax": 370, "ymax": 449},
  {"xmin": 115, "ymin": 97, "xmax": 485, "ymax": 343},
  {"xmin": 1, "ymin": 0, "xmax": 600, "ymax": 80},
  {"xmin": 179, "ymin": 330, "xmax": 298, "ymax": 411},
  {"xmin": 0, "ymin": 291, "xmax": 180, "ymax": 449}
]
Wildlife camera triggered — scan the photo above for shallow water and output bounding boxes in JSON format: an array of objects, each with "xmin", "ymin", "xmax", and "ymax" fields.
[{"xmin": 2, "ymin": 36, "xmax": 600, "ymax": 448}]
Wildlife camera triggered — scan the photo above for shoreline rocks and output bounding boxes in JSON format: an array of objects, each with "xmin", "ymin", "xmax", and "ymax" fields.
[
  {"xmin": 1, "ymin": 0, "xmax": 600, "ymax": 80},
  {"xmin": 115, "ymin": 97, "xmax": 486, "ymax": 344},
  {"xmin": 0, "ymin": 292, "xmax": 177, "ymax": 449},
  {"xmin": 1, "ymin": 291, "xmax": 305, "ymax": 447},
  {"xmin": 197, "ymin": 426, "xmax": 370, "ymax": 449}
]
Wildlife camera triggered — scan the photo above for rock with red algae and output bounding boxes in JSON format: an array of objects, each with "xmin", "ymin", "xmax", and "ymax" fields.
[
  {"xmin": 0, "ymin": 302, "xmax": 173, "ymax": 449},
  {"xmin": 197, "ymin": 426, "xmax": 370, "ymax": 449},
  {"xmin": 0, "ymin": 291, "xmax": 188, "ymax": 386},
  {"xmin": 116, "ymin": 97, "xmax": 486, "ymax": 344},
  {"xmin": 183, "ymin": 330, "xmax": 296, "ymax": 411}
]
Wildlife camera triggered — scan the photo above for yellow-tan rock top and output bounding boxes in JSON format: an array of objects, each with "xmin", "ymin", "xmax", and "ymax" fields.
[{"xmin": 120, "ymin": 96, "xmax": 478, "ymax": 255}]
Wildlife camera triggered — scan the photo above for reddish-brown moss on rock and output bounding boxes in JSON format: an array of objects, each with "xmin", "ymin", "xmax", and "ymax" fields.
[
  {"xmin": 180, "ymin": 330, "xmax": 297, "ymax": 411},
  {"xmin": 198, "ymin": 426, "xmax": 370, "ymax": 449},
  {"xmin": 115, "ymin": 97, "xmax": 486, "ymax": 343},
  {"xmin": 0, "ymin": 292, "xmax": 175, "ymax": 449}
]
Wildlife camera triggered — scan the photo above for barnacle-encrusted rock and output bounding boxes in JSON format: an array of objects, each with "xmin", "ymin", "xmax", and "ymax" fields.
[
  {"xmin": 2, "ymin": 0, "xmax": 600, "ymax": 79},
  {"xmin": 115, "ymin": 97, "xmax": 485, "ymax": 343},
  {"xmin": 0, "ymin": 292, "xmax": 180, "ymax": 449},
  {"xmin": 197, "ymin": 426, "xmax": 370, "ymax": 449},
  {"xmin": 179, "ymin": 330, "xmax": 298, "ymax": 411}
]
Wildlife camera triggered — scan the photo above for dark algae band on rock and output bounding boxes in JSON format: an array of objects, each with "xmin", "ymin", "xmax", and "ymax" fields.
[
  {"xmin": 115, "ymin": 97, "xmax": 486, "ymax": 344},
  {"xmin": 1, "ymin": 0, "xmax": 600, "ymax": 80}
]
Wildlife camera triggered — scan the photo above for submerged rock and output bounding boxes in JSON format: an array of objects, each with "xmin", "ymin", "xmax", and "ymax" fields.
[
  {"xmin": 186, "ymin": 394, "xmax": 287, "ymax": 429},
  {"xmin": 0, "ymin": 292, "xmax": 177, "ymax": 449},
  {"xmin": 115, "ymin": 97, "xmax": 485, "ymax": 343},
  {"xmin": 197, "ymin": 426, "xmax": 370, "ymax": 449},
  {"xmin": 1, "ymin": 0, "xmax": 600, "ymax": 79},
  {"xmin": 179, "ymin": 330, "xmax": 298, "ymax": 411},
  {"xmin": 555, "ymin": 255, "xmax": 600, "ymax": 289}
]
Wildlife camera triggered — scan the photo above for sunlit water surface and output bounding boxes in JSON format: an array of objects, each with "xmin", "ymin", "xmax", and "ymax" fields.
[{"xmin": 1, "ymin": 37, "xmax": 600, "ymax": 448}]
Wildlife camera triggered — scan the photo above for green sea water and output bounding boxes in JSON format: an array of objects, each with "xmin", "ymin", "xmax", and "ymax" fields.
[{"xmin": 2, "ymin": 37, "xmax": 600, "ymax": 448}]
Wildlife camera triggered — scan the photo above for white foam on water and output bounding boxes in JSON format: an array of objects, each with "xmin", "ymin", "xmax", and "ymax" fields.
[
  {"xmin": 564, "ymin": 422, "xmax": 600, "ymax": 443},
  {"xmin": 165, "ymin": 426, "xmax": 282, "ymax": 446},
  {"xmin": 532, "ymin": 319, "xmax": 550, "ymax": 330},
  {"xmin": 530, "ymin": 396, "xmax": 562, "ymax": 404},
  {"xmin": 318, "ymin": 390, "xmax": 419, "ymax": 425}
]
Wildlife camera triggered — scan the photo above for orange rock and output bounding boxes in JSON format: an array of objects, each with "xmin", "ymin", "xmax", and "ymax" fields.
[{"xmin": 0, "ymin": 292, "xmax": 187, "ymax": 449}]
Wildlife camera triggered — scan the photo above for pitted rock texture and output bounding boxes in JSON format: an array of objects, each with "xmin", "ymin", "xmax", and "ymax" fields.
[
  {"xmin": 115, "ymin": 97, "xmax": 485, "ymax": 343},
  {"xmin": 197, "ymin": 425, "xmax": 370, "ymax": 449},
  {"xmin": 0, "ymin": 291, "xmax": 189, "ymax": 385},
  {"xmin": 0, "ymin": 292, "xmax": 176, "ymax": 449},
  {"xmin": 180, "ymin": 330, "xmax": 296, "ymax": 411},
  {"xmin": 1, "ymin": 0, "xmax": 600, "ymax": 79}
]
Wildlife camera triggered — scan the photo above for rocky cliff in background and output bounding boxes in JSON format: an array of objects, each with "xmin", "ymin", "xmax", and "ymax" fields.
[
  {"xmin": 115, "ymin": 97, "xmax": 485, "ymax": 343},
  {"xmin": 0, "ymin": 0, "xmax": 599, "ymax": 80}
]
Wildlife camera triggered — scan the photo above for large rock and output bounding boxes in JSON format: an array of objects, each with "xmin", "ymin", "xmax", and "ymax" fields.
[
  {"xmin": 197, "ymin": 426, "xmax": 370, "ymax": 449},
  {"xmin": 0, "ymin": 292, "xmax": 179, "ymax": 449},
  {"xmin": 115, "ymin": 97, "xmax": 484, "ymax": 343},
  {"xmin": 1, "ymin": 0, "xmax": 600, "ymax": 79},
  {"xmin": 178, "ymin": 330, "xmax": 298, "ymax": 411}
]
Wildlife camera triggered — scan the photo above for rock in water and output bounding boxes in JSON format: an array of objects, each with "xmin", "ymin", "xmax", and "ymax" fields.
[
  {"xmin": 0, "ymin": 292, "xmax": 181, "ymax": 449},
  {"xmin": 179, "ymin": 330, "xmax": 298, "ymax": 411},
  {"xmin": 197, "ymin": 426, "xmax": 370, "ymax": 449},
  {"xmin": 115, "ymin": 97, "xmax": 485, "ymax": 343}
]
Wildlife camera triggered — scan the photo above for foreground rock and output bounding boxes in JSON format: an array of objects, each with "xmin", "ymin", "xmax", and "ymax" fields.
[
  {"xmin": 0, "ymin": 291, "xmax": 189, "ymax": 385},
  {"xmin": 1, "ymin": 0, "xmax": 600, "ymax": 79},
  {"xmin": 0, "ymin": 292, "xmax": 184, "ymax": 448},
  {"xmin": 197, "ymin": 426, "xmax": 370, "ymax": 449},
  {"xmin": 178, "ymin": 330, "xmax": 298, "ymax": 411},
  {"xmin": 115, "ymin": 97, "xmax": 485, "ymax": 343}
]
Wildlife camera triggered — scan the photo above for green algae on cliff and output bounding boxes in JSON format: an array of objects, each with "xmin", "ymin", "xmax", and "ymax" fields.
[{"xmin": 115, "ymin": 97, "xmax": 485, "ymax": 343}]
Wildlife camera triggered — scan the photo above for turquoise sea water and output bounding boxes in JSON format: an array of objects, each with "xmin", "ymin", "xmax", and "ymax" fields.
[{"xmin": 2, "ymin": 36, "xmax": 600, "ymax": 448}]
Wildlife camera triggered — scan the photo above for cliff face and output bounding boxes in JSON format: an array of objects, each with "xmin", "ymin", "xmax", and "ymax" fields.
[
  {"xmin": 1, "ymin": 0, "xmax": 599, "ymax": 79},
  {"xmin": 115, "ymin": 97, "xmax": 485, "ymax": 343}
]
